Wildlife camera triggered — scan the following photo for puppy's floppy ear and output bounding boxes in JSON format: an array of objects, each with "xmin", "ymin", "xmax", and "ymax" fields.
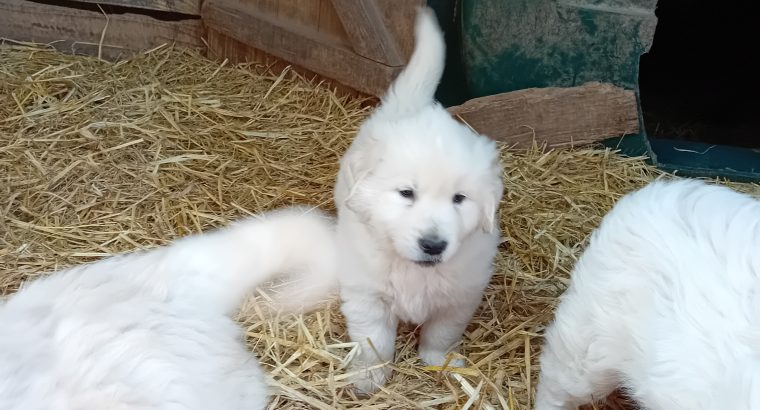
[
  {"xmin": 340, "ymin": 150, "xmax": 365, "ymax": 196},
  {"xmin": 481, "ymin": 182, "xmax": 503, "ymax": 233},
  {"xmin": 335, "ymin": 133, "xmax": 382, "ymax": 213},
  {"xmin": 480, "ymin": 159, "xmax": 504, "ymax": 234}
]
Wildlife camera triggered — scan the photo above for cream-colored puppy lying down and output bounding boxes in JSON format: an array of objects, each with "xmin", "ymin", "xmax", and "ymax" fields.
[{"xmin": 0, "ymin": 207, "xmax": 336, "ymax": 410}]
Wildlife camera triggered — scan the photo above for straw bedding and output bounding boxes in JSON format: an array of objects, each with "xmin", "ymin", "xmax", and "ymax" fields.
[{"xmin": 1, "ymin": 44, "xmax": 759, "ymax": 410}]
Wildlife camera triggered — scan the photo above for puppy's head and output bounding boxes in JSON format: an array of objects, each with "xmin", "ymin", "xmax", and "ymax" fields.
[{"xmin": 337, "ymin": 109, "xmax": 503, "ymax": 266}]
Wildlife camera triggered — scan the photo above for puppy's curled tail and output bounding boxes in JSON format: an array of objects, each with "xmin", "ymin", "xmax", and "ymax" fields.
[
  {"xmin": 379, "ymin": 7, "xmax": 446, "ymax": 117},
  {"xmin": 156, "ymin": 206, "xmax": 339, "ymax": 315}
]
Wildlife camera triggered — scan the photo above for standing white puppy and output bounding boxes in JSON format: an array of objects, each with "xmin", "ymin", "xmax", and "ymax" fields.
[
  {"xmin": 535, "ymin": 179, "xmax": 760, "ymax": 410},
  {"xmin": 0, "ymin": 207, "xmax": 336, "ymax": 410},
  {"xmin": 334, "ymin": 8, "xmax": 504, "ymax": 394}
]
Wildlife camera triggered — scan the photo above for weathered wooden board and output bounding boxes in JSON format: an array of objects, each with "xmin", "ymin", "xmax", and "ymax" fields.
[
  {"xmin": 202, "ymin": 0, "xmax": 402, "ymax": 96},
  {"xmin": 0, "ymin": 0, "xmax": 204, "ymax": 61},
  {"xmin": 374, "ymin": 0, "xmax": 423, "ymax": 60},
  {"xmin": 448, "ymin": 82, "xmax": 640, "ymax": 148},
  {"xmin": 55, "ymin": 0, "xmax": 201, "ymax": 15},
  {"xmin": 205, "ymin": 27, "xmax": 377, "ymax": 101},
  {"xmin": 329, "ymin": 0, "xmax": 403, "ymax": 65}
]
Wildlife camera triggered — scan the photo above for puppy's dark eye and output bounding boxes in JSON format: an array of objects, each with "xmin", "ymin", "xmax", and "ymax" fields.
[
  {"xmin": 399, "ymin": 189, "xmax": 415, "ymax": 199},
  {"xmin": 452, "ymin": 193, "xmax": 466, "ymax": 204}
]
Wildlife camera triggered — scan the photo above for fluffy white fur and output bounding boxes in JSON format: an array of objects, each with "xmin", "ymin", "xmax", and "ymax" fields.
[
  {"xmin": 0, "ymin": 207, "xmax": 337, "ymax": 410},
  {"xmin": 334, "ymin": 8, "xmax": 504, "ymax": 394},
  {"xmin": 535, "ymin": 179, "xmax": 760, "ymax": 410}
]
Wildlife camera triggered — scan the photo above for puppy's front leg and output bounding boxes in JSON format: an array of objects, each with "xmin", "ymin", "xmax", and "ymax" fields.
[
  {"xmin": 341, "ymin": 294, "xmax": 398, "ymax": 395},
  {"xmin": 418, "ymin": 302, "xmax": 479, "ymax": 368}
]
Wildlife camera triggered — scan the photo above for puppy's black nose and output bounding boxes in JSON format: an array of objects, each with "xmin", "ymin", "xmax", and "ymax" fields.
[{"xmin": 418, "ymin": 237, "xmax": 447, "ymax": 256}]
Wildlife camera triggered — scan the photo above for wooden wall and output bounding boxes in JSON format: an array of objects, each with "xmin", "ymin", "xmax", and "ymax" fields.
[
  {"xmin": 0, "ymin": 0, "xmax": 422, "ymax": 96},
  {"xmin": 202, "ymin": 0, "xmax": 424, "ymax": 96},
  {"xmin": 0, "ymin": 0, "xmax": 204, "ymax": 61}
]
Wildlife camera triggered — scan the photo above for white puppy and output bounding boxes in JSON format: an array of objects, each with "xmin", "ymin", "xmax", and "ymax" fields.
[
  {"xmin": 535, "ymin": 179, "xmax": 760, "ymax": 410},
  {"xmin": 0, "ymin": 207, "xmax": 336, "ymax": 410},
  {"xmin": 334, "ymin": 8, "xmax": 504, "ymax": 394}
]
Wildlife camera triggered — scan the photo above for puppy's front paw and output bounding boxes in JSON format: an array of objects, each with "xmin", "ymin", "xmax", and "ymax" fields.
[
  {"xmin": 419, "ymin": 347, "xmax": 465, "ymax": 368},
  {"xmin": 347, "ymin": 363, "xmax": 391, "ymax": 396}
]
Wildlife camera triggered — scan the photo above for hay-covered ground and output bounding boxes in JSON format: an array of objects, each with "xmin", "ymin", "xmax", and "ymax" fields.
[{"xmin": 1, "ymin": 44, "xmax": 758, "ymax": 410}]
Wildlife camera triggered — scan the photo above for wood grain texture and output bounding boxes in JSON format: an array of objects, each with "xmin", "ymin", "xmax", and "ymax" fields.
[
  {"xmin": 277, "ymin": 0, "xmax": 320, "ymax": 28},
  {"xmin": 206, "ymin": 27, "xmax": 378, "ymax": 103},
  {"xmin": 329, "ymin": 0, "xmax": 403, "ymax": 65},
  {"xmin": 375, "ymin": 0, "xmax": 424, "ymax": 60},
  {"xmin": 0, "ymin": 0, "xmax": 203, "ymax": 60},
  {"xmin": 202, "ymin": 0, "xmax": 401, "ymax": 96},
  {"xmin": 57, "ymin": 0, "xmax": 201, "ymax": 15},
  {"xmin": 447, "ymin": 82, "xmax": 640, "ymax": 148},
  {"xmin": 250, "ymin": 0, "xmax": 278, "ymax": 15},
  {"xmin": 316, "ymin": 0, "xmax": 349, "ymax": 43}
]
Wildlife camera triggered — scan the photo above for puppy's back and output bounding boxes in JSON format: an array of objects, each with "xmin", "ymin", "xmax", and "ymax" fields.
[{"xmin": 537, "ymin": 179, "xmax": 760, "ymax": 410}]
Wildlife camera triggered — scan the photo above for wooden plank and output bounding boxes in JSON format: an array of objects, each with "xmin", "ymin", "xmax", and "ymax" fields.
[
  {"xmin": 447, "ymin": 82, "xmax": 640, "ymax": 149},
  {"xmin": 329, "ymin": 0, "xmax": 403, "ymax": 65},
  {"xmin": 202, "ymin": 0, "xmax": 401, "ymax": 97},
  {"xmin": 277, "ymin": 0, "xmax": 320, "ymax": 29},
  {"xmin": 56, "ymin": 0, "xmax": 201, "ymax": 15},
  {"xmin": 206, "ymin": 28, "xmax": 378, "ymax": 103},
  {"xmin": 0, "ymin": 0, "xmax": 204, "ymax": 61},
  {"xmin": 375, "ymin": 0, "xmax": 424, "ymax": 60},
  {"xmin": 250, "ymin": 0, "xmax": 278, "ymax": 16},
  {"xmin": 317, "ymin": 0, "xmax": 350, "ymax": 44},
  {"xmin": 206, "ymin": 27, "xmax": 273, "ymax": 66}
]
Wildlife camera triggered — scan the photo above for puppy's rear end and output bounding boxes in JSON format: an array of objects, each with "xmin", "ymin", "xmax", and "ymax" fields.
[{"xmin": 535, "ymin": 179, "xmax": 760, "ymax": 410}]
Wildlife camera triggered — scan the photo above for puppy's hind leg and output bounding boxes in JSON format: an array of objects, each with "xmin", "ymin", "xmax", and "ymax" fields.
[{"xmin": 534, "ymin": 289, "xmax": 620, "ymax": 410}]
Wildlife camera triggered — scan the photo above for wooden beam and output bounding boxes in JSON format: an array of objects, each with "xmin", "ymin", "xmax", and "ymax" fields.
[
  {"xmin": 0, "ymin": 0, "xmax": 204, "ymax": 61},
  {"xmin": 53, "ymin": 0, "xmax": 201, "ymax": 15},
  {"xmin": 202, "ymin": 0, "xmax": 401, "ymax": 97},
  {"xmin": 447, "ymin": 82, "xmax": 640, "ymax": 149},
  {"xmin": 329, "ymin": 0, "xmax": 403, "ymax": 66}
]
